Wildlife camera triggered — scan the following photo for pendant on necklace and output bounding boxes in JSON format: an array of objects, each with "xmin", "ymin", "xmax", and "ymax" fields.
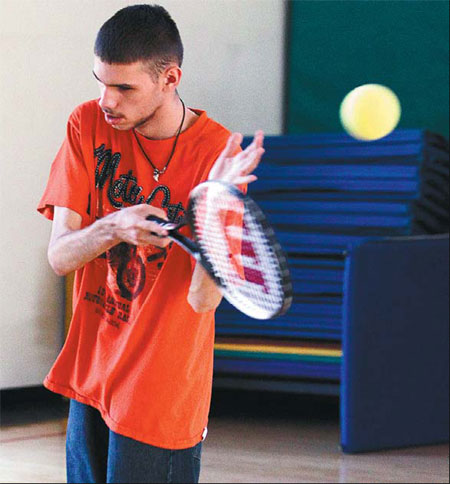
[{"xmin": 153, "ymin": 170, "xmax": 160, "ymax": 182}]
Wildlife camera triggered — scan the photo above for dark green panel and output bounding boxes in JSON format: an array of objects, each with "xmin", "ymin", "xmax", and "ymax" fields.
[{"xmin": 286, "ymin": 0, "xmax": 449, "ymax": 138}]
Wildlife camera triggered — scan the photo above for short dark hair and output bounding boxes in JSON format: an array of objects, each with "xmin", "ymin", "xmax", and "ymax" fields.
[{"xmin": 94, "ymin": 4, "xmax": 183, "ymax": 78}]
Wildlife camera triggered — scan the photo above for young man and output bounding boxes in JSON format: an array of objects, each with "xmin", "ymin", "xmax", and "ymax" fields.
[{"xmin": 38, "ymin": 4, "xmax": 264, "ymax": 484}]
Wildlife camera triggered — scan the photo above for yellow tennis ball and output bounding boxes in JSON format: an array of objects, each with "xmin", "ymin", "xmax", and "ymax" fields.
[{"xmin": 340, "ymin": 84, "xmax": 401, "ymax": 141}]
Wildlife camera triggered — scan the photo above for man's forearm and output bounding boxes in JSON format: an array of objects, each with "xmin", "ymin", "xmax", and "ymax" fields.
[
  {"xmin": 48, "ymin": 205, "xmax": 170, "ymax": 276},
  {"xmin": 48, "ymin": 216, "xmax": 119, "ymax": 276},
  {"xmin": 188, "ymin": 264, "xmax": 223, "ymax": 313}
]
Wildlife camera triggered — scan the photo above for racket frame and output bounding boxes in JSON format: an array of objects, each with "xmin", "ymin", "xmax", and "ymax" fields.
[{"xmin": 147, "ymin": 181, "xmax": 293, "ymax": 319}]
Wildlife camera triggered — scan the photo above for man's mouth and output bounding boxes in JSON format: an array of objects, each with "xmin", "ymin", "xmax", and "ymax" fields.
[{"xmin": 103, "ymin": 112, "xmax": 124, "ymax": 125}]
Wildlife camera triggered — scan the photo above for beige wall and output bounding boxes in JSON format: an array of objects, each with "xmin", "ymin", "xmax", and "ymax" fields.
[{"xmin": 0, "ymin": 0, "xmax": 286, "ymax": 389}]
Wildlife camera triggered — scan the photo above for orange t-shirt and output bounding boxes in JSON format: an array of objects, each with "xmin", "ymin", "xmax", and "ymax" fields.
[{"xmin": 38, "ymin": 99, "xmax": 233, "ymax": 449}]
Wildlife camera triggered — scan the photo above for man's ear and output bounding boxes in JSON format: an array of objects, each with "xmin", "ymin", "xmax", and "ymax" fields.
[{"xmin": 162, "ymin": 65, "xmax": 182, "ymax": 91}]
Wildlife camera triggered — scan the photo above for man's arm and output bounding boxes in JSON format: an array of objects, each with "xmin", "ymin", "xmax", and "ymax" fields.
[
  {"xmin": 187, "ymin": 264, "xmax": 223, "ymax": 313},
  {"xmin": 187, "ymin": 130, "xmax": 265, "ymax": 313},
  {"xmin": 48, "ymin": 205, "xmax": 170, "ymax": 276}
]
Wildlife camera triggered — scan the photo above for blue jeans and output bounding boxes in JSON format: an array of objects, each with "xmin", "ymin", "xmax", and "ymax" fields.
[{"xmin": 66, "ymin": 399, "xmax": 202, "ymax": 483}]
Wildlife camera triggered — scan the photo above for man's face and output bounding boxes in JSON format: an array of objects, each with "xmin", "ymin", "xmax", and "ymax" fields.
[{"xmin": 93, "ymin": 57, "xmax": 165, "ymax": 131}]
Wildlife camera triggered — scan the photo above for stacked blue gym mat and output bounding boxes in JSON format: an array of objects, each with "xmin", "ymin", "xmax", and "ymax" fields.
[{"xmin": 213, "ymin": 129, "xmax": 449, "ymax": 383}]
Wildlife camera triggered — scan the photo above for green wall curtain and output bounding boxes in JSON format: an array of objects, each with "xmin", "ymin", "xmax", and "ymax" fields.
[{"xmin": 286, "ymin": 0, "xmax": 449, "ymax": 138}]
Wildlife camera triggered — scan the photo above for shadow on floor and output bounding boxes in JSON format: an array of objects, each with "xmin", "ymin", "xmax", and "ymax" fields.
[{"xmin": 210, "ymin": 387, "xmax": 339, "ymax": 422}]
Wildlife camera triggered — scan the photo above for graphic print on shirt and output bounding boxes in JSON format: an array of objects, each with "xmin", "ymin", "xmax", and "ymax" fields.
[{"xmin": 85, "ymin": 144, "xmax": 186, "ymax": 326}]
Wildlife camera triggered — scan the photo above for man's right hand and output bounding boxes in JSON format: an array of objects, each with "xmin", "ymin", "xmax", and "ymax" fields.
[{"xmin": 109, "ymin": 204, "xmax": 170, "ymax": 248}]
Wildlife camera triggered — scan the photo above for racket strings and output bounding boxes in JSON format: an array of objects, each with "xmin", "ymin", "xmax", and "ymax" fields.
[{"xmin": 190, "ymin": 183, "xmax": 289, "ymax": 319}]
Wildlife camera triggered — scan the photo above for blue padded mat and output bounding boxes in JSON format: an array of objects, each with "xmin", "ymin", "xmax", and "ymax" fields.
[
  {"xmin": 341, "ymin": 235, "xmax": 449, "ymax": 452},
  {"xmin": 215, "ymin": 130, "xmax": 449, "ymax": 344}
]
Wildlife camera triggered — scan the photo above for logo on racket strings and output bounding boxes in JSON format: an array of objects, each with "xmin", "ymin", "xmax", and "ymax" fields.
[{"xmin": 224, "ymin": 219, "xmax": 270, "ymax": 295}]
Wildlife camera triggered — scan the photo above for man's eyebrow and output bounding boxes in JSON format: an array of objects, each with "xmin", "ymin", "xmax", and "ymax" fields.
[{"xmin": 92, "ymin": 70, "xmax": 135, "ymax": 89}]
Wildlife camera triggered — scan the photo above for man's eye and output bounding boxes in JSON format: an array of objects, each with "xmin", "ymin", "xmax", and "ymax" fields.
[{"xmin": 118, "ymin": 86, "xmax": 132, "ymax": 92}]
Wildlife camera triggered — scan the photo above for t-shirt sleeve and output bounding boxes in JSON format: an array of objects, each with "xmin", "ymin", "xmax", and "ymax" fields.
[{"xmin": 37, "ymin": 109, "xmax": 91, "ymax": 226}]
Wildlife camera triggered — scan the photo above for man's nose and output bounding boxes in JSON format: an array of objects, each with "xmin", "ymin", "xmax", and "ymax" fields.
[{"xmin": 99, "ymin": 87, "xmax": 119, "ymax": 112}]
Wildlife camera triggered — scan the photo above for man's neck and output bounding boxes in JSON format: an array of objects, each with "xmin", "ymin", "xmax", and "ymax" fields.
[{"xmin": 134, "ymin": 97, "xmax": 198, "ymax": 140}]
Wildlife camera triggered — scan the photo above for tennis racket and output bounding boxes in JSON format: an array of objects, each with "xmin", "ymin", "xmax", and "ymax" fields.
[{"xmin": 147, "ymin": 180, "xmax": 292, "ymax": 319}]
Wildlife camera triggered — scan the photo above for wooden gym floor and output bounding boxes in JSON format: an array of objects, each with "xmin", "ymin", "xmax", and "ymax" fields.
[{"xmin": 0, "ymin": 388, "xmax": 448, "ymax": 483}]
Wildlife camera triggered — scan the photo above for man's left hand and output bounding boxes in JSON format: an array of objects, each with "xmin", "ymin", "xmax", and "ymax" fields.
[{"xmin": 208, "ymin": 130, "xmax": 265, "ymax": 186}]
